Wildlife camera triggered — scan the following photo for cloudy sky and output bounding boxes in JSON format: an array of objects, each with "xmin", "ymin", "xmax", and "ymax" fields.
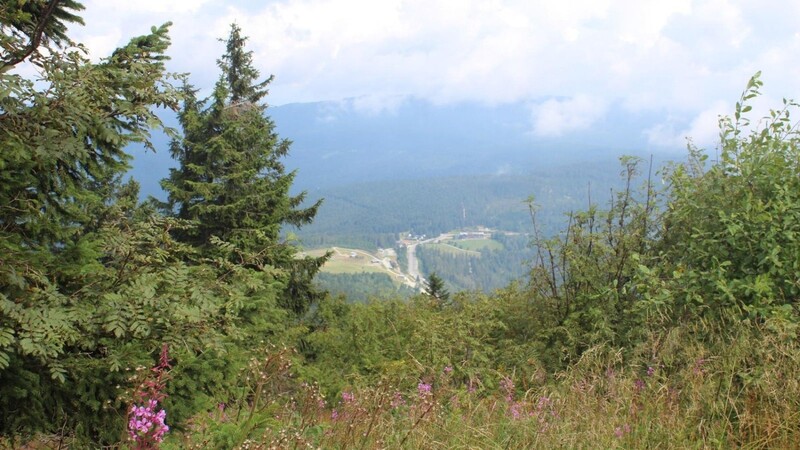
[{"xmin": 70, "ymin": 0, "xmax": 800, "ymax": 148}]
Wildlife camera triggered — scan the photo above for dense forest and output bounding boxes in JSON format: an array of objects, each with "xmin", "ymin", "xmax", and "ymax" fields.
[
  {"xmin": 315, "ymin": 273, "xmax": 415, "ymax": 303},
  {"xmin": 296, "ymin": 166, "xmax": 628, "ymax": 249},
  {"xmin": 2, "ymin": 2, "xmax": 800, "ymax": 449},
  {"xmin": 416, "ymin": 234, "xmax": 535, "ymax": 292}
]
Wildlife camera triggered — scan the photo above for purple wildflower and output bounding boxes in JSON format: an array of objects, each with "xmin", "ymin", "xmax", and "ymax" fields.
[
  {"xmin": 536, "ymin": 396, "xmax": 552, "ymax": 411},
  {"xmin": 341, "ymin": 391, "xmax": 355, "ymax": 404},
  {"xmin": 417, "ymin": 382, "xmax": 432, "ymax": 397},
  {"xmin": 509, "ymin": 402, "xmax": 523, "ymax": 420},
  {"xmin": 614, "ymin": 423, "xmax": 631, "ymax": 438},
  {"xmin": 128, "ymin": 401, "xmax": 169, "ymax": 444},
  {"xmin": 128, "ymin": 344, "xmax": 171, "ymax": 448}
]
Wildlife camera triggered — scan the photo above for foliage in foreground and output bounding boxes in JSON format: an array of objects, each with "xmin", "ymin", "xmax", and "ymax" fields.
[
  {"xmin": 177, "ymin": 317, "xmax": 800, "ymax": 449},
  {"xmin": 15, "ymin": 314, "xmax": 795, "ymax": 449}
]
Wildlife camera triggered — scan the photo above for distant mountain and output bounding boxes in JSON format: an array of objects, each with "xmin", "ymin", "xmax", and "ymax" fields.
[
  {"xmin": 273, "ymin": 97, "xmax": 676, "ymax": 190},
  {"xmin": 125, "ymin": 97, "xmax": 686, "ymax": 200}
]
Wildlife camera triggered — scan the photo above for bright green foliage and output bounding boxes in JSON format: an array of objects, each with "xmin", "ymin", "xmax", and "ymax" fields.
[
  {"xmin": 0, "ymin": 0, "xmax": 178, "ymax": 380},
  {"xmin": 162, "ymin": 295, "xmax": 800, "ymax": 449},
  {"xmin": 650, "ymin": 72, "xmax": 800, "ymax": 327},
  {"xmin": 519, "ymin": 157, "xmax": 658, "ymax": 370},
  {"xmin": 299, "ymin": 293, "xmax": 508, "ymax": 398},
  {"xmin": 162, "ymin": 24, "xmax": 327, "ymax": 315}
]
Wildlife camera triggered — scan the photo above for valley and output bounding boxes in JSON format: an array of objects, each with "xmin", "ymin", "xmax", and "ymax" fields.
[{"xmin": 306, "ymin": 226, "xmax": 535, "ymax": 299}]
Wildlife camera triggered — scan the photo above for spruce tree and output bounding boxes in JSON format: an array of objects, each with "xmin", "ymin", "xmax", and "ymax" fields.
[
  {"xmin": 425, "ymin": 272, "xmax": 451, "ymax": 305},
  {"xmin": 162, "ymin": 24, "xmax": 327, "ymax": 315}
]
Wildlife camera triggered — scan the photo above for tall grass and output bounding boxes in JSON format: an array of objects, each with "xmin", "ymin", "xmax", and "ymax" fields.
[{"xmin": 153, "ymin": 318, "xmax": 799, "ymax": 449}]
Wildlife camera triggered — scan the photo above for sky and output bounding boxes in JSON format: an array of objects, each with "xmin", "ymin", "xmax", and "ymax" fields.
[{"xmin": 69, "ymin": 0, "xmax": 800, "ymax": 149}]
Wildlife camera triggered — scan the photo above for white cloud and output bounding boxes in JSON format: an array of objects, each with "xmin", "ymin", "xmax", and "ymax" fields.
[
  {"xmin": 531, "ymin": 95, "xmax": 608, "ymax": 137},
  {"xmin": 62, "ymin": 0, "xmax": 800, "ymax": 128},
  {"xmin": 96, "ymin": 0, "xmax": 214, "ymax": 14},
  {"xmin": 646, "ymin": 86, "xmax": 792, "ymax": 150},
  {"xmin": 350, "ymin": 94, "xmax": 408, "ymax": 116},
  {"xmin": 79, "ymin": 30, "xmax": 123, "ymax": 61},
  {"xmin": 645, "ymin": 101, "xmax": 728, "ymax": 149}
]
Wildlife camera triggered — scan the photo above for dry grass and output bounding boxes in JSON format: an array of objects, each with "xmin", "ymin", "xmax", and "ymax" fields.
[{"xmin": 163, "ymin": 321, "xmax": 800, "ymax": 450}]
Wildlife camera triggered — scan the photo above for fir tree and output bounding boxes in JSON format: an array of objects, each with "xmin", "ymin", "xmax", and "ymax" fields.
[
  {"xmin": 425, "ymin": 272, "xmax": 451, "ymax": 305},
  {"xmin": 162, "ymin": 24, "xmax": 327, "ymax": 315}
]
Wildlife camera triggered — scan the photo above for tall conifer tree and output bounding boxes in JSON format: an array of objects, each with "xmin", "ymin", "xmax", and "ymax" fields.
[{"xmin": 162, "ymin": 24, "xmax": 327, "ymax": 315}]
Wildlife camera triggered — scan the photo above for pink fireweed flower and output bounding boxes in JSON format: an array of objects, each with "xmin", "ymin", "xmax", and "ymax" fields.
[
  {"xmin": 536, "ymin": 396, "xmax": 552, "ymax": 411},
  {"xmin": 646, "ymin": 366, "xmax": 655, "ymax": 377},
  {"xmin": 443, "ymin": 366, "xmax": 453, "ymax": 374},
  {"xmin": 341, "ymin": 391, "xmax": 355, "ymax": 404},
  {"xmin": 509, "ymin": 402, "xmax": 523, "ymax": 420},
  {"xmin": 417, "ymin": 382, "xmax": 432, "ymax": 397},
  {"xmin": 500, "ymin": 376, "xmax": 515, "ymax": 402},
  {"xmin": 128, "ymin": 402, "xmax": 169, "ymax": 443},
  {"xmin": 128, "ymin": 344, "xmax": 171, "ymax": 447}
]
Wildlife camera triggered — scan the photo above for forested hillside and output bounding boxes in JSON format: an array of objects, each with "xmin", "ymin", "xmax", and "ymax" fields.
[
  {"xmin": 415, "ymin": 233, "xmax": 534, "ymax": 292},
  {"xmin": 2, "ymin": 3, "xmax": 799, "ymax": 449},
  {"xmin": 298, "ymin": 161, "xmax": 627, "ymax": 248}
]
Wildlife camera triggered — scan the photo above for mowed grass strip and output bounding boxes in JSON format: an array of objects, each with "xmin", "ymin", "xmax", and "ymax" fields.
[
  {"xmin": 426, "ymin": 242, "xmax": 481, "ymax": 256},
  {"xmin": 453, "ymin": 239, "xmax": 504, "ymax": 252}
]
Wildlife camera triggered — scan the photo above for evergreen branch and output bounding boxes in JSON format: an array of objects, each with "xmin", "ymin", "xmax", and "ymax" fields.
[{"xmin": 0, "ymin": 0, "xmax": 62, "ymax": 72}]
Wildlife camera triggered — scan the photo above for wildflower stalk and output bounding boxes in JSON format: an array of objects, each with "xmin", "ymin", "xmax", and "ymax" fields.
[
  {"xmin": 359, "ymin": 386, "xmax": 388, "ymax": 450},
  {"xmin": 398, "ymin": 386, "xmax": 436, "ymax": 448},
  {"xmin": 127, "ymin": 344, "xmax": 171, "ymax": 449}
]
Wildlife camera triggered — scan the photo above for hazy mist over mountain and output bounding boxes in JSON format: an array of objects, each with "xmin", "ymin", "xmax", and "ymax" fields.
[{"xmin": 128, "ymin": 97, "xmax": 686, "ymax": 200}]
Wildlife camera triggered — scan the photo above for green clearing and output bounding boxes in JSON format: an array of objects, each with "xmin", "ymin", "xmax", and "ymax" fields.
[
  {"xmin": 306, "ymin": 248, "xmax": 396, "ymax": 276},
  {"xmin": 426, "ymin": 242, "xmax": 481, "ymax": 256},
  {"xmin": 451, "ymin": 238, "xmax": 504, "ymax": 252},
  {"xmin": 322, "ymin": 258, "xmax": 387, "ymax": 274}
]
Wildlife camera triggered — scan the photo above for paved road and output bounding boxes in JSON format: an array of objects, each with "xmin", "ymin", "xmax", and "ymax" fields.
[
  {"xmin": 406, "ymin": 243, "xmax": 420, "ymax": 282},
  {"xmin": 333, "ymin": 247, "xmax": 418, "ymax": 289},
  {"xmin": 405, "ymin": 233, "xmax": 452, "ymax": 284}
]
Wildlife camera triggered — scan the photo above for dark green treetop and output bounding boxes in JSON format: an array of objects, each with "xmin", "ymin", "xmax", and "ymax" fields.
[
  {"xmin": 219, "ymin": 23, "xmax": 272, "ymax": 104},
  {"xmin": 425, "ymin": 272, "xmax": 451, "ymax": 304}
]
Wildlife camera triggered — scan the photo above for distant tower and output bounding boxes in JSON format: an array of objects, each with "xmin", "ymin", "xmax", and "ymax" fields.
[{"xmin": 461, "ymin": 202, "xmax": 466, "ymax": 228}]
